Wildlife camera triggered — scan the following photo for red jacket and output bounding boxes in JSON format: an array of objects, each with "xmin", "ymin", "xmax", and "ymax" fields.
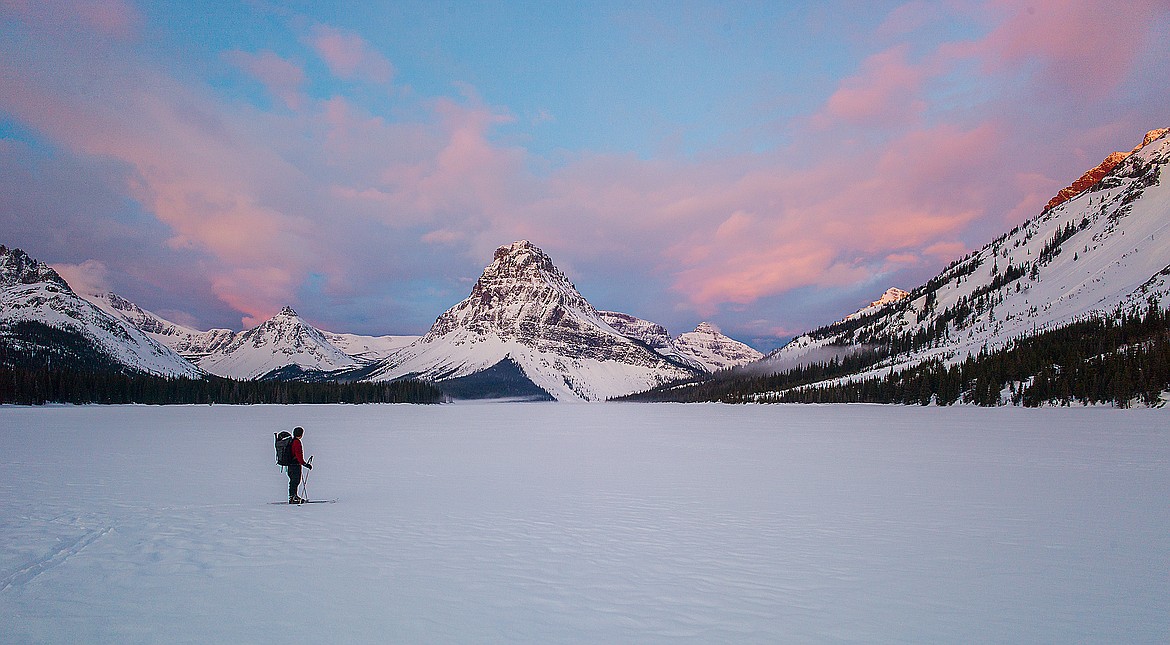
[{"xmin": 291, "ymin": 437, "xmax": 308, "ymax": 466}]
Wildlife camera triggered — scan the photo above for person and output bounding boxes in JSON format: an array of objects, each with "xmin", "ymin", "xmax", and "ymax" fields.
[{"xmin": 288, "ymin": 426, "xmax": 312, "ymax": 504}]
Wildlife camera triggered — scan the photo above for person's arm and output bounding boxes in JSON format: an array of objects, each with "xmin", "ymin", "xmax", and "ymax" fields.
[{"xmin": 292, "ymin": 438, "xmax": 310, "ymax": 467}]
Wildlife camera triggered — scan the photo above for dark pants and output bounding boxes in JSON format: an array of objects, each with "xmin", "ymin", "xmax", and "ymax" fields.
[{"xmin": 288, "ymin": 463, "xmax": 302, "ymax": 499}]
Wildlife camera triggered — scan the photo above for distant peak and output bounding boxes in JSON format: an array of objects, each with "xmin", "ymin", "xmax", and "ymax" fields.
[
  {"xmin": 278, "ymin": 306, "xmax": 299, "ymax": 317},
  {"xmin": 877, "ymin": 287, "xmax": 910, "ymax": 303}
]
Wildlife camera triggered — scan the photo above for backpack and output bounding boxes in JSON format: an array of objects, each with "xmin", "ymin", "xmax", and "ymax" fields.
[{"xmin": 275, "ymin": 431, "xmax": 294, "ymax": 466}]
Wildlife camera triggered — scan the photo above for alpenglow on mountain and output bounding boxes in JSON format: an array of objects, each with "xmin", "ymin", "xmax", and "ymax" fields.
[
  {"xmin": 364, "ymin": 241, "xmax": 707, "ymax": 400},
  {"xmin": 762, "ymin": 127, "xmax": 1170, "ymax": 375}
]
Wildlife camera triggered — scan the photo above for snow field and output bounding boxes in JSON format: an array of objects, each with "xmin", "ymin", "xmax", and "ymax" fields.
[{"xmin": 1, "ymin": 403, "xmax": 1168, "ymax": 643}]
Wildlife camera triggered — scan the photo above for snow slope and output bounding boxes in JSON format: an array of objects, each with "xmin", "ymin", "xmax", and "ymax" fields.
[
  {"xmin": 0, "ymin": 247, "xmax": 202, "ymax": 377},
  {"xmin": 1, "ymin": 404, "xmax": 1167, "ymax": 643},
  {"xmin": 86, "ymin": 292, "xmax": 236, "ymax": 360},
  {"xmin": 322, "ymin": 331, "xmax": 419, "ymax": 364},
  {"xmin": 759, "ymin": 129, "xmax": 1170, "ymax": 380}
]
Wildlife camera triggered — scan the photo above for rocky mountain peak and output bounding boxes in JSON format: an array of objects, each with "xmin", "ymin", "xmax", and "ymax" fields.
[
  {"xmin": 1141, "ymin": 128, "xmax": 1170, "ymax": 148},
  {"xmin": 426, "ymin": 241, "xmax": 598, "ymax": 340},
  {"xmin": 0, "ymin": 245, "xmax": 70, "ymax": 289},
  {"xmin": 693, "ymin": 322, "xmax": 721, "ymax": 335},
  {"xmin": 277, "ymin": 305, "xmax": 299, "ymax": 317},
  {"xmin": 873, "ymin": 287, "xmax": 910, "ymax": 307},
  {"xmin": 1045, "ymin": 128, "xmax": 1170, "ymax": 211}
]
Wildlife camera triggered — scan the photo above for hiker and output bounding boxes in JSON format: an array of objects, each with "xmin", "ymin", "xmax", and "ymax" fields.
[{"xmin": 287, "ymin": 426, "xmax": 312, "ymax": 504}]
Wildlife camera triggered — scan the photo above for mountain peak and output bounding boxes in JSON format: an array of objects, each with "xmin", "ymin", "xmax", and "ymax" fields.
[
  {"xmin": 497, "ymin": 239, "xmax": 538, "ymax": 258},
  {"xmin": 1142, "ymin": 128, "xmax": 1170, "ymax": 148},
  {"xmin": 277, "ymin": 305, "xmax": 299, "ymax": 317},
  {"xmin": 1045, "ymin": 127, "xmax": 1169, "ymax": 211},
  {"xmin": 0, "ymin": 245, "xmax": 70, "ymax": 290},
  {"xmin": 694, "ymin": 322, "xmax": 721, "ymax": 335},
  {"xmin": 674, "ymin": 322, "xmax": 763, "ymax": 372},
  {"xmin": 426, "ymin": 240, "xmax": 589, "ymax": 340}
]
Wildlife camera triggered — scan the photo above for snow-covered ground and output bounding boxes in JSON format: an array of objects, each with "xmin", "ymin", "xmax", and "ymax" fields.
[{"xmin": 1, "ymin": 403, "xmax": 1167, "ymax": 643}]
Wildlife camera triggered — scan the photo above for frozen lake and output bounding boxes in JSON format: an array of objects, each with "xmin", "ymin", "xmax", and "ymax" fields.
[{"xmin": 1, "ymin": 403, "xmax": 1167, "ymax": 643}]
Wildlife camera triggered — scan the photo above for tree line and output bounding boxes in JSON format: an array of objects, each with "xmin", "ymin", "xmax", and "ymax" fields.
[
  {"xmin": 0, "ymin": 321, "xmax": 444, "ymax": 405},
  {"xmin": 622, "ymin": 305, "xmax": 1170, "ymax": 408},
  {"xmin": 0, "ymin": 366, "xmax": 444, "ymax": 405}
]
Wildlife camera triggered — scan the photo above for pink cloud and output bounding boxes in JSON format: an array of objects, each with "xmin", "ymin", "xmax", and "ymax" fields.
[
  {"xmin": 963, "ymin": 0, "xmax": 1165, "ymax": 98},
  {"xmin": 309, "ymin": 25, "xmax": 394, "ymax": 84},
  {"xmin": 646, "ymin": 123, "xmax": 1004, "ymax": 311},
  {"xmin": 822, "ymin": 45, "xmax": 931, "ymax": 126},
  {"xmin": 226, "ymin": 50, "xmax": 306, "ymax": 110},
  {"xmin": 5, "ymin": 1, "xmax": 1166, "ymax": 338},
  {"xmin": 2, "ymin": 0, "xmax": 139, "ymax": 39}
]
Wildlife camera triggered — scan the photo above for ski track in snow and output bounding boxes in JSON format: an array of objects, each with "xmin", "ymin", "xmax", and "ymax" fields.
[
  {"xmin": 0, "ymin": 526, "xmax": 112, "ymax": 592},
  {"xmin": 0, "ymin": 403, "xmax": 1168, "ymax": 644}
]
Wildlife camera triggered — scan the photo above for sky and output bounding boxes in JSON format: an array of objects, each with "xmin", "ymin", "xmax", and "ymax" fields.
[{"xmin": 1, "ymin": 1, "xmax": 1168, "ymax": 351}]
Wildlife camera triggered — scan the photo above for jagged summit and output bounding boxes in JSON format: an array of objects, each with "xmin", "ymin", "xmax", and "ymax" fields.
[
  {"xmin": 426, "ymin": 240, "xmax": 604, "ymax": 341},
  {"xmin": 694, "ymin": 322, "xmax": 720, "ymax": 334},
  {"xmin": 0, "ymin": 245, "xmax": 69, "ymax": 289},
  {"xmin": 1045, "ymin": 128, "xmax": 1170, "ymax": 211}
]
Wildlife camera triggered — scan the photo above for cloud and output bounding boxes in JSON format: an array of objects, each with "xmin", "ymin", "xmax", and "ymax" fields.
[
  {"xmin": 821, "ymin": 45, "xmax": 931, "ymax": 127},
  {"xmin": 51, "ymin": 259, "xmax": 110, "ymax": 296},
  {"xmin": 2, "ymin": 0, "xmax": 140, "ymax": 39},
  {"xmin": 2, "ymin": 1, "xmax": 1168, "ymax": 342},
  {"xmin": 959, "ymin": 0, "xmax": 1165, "ymax": 99},
  {"xmin": 308, "ymin": 25, "xmax": 394, "ymax": 84},
  {"xmin": 225, "ymin": 50, "xmax": 306, "ymax": 110}
]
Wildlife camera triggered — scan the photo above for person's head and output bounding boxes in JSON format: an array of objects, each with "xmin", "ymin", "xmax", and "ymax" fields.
[{"xmin": 293, "ymin": 426, "xmax": 304, "ymax": 438}]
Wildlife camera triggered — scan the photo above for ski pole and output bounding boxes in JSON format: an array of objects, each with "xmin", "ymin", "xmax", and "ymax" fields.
[{"xmin": 301, "ymin": 455, "xmax": 313, "ymax": 501}]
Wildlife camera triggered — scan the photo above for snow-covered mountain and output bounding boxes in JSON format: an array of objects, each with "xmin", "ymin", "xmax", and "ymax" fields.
[
  {"xmin": 597, "ymin": 310, "xmax": 706, "ymax": 371},
  {"xmin": 88, "ymin": 292, "xmax": 236, "ymax": 360},
  {"xmin": 196, "ymin": 306, "xmax": 359, "ymax": 380},
  {"xmin": 0, "ymin": 246, "xmax": 202, "ymax": 377},
  {"xmin": 323, "ymin": 331, "xmax": 419, "ymax": 364},
  {"xmin": 90, "ymin": 290, "xmax": 417, "ymax": 376},
  {"xmin": 843, "ymin": 287, "xmax": 911, "ymax": 322},
  {"xmin": 758, "ymin": 127, "xmax": 1170, "ymax": 383},
  {"xmin": 673, "ymin": 322, "xmax": 764, "ymax": 372},
  {"xmin": 366, "ymin": 241, "xmax": 703, "ymax": 400}
]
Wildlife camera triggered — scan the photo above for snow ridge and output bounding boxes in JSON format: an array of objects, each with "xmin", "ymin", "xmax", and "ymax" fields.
[
  {"xmin": 759, "ymin": 127, "xmax": 1170, "ymax": 385},
  {"xmin": 0, "ymin": 246, "xmax": 202, "ymax": 377}
]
